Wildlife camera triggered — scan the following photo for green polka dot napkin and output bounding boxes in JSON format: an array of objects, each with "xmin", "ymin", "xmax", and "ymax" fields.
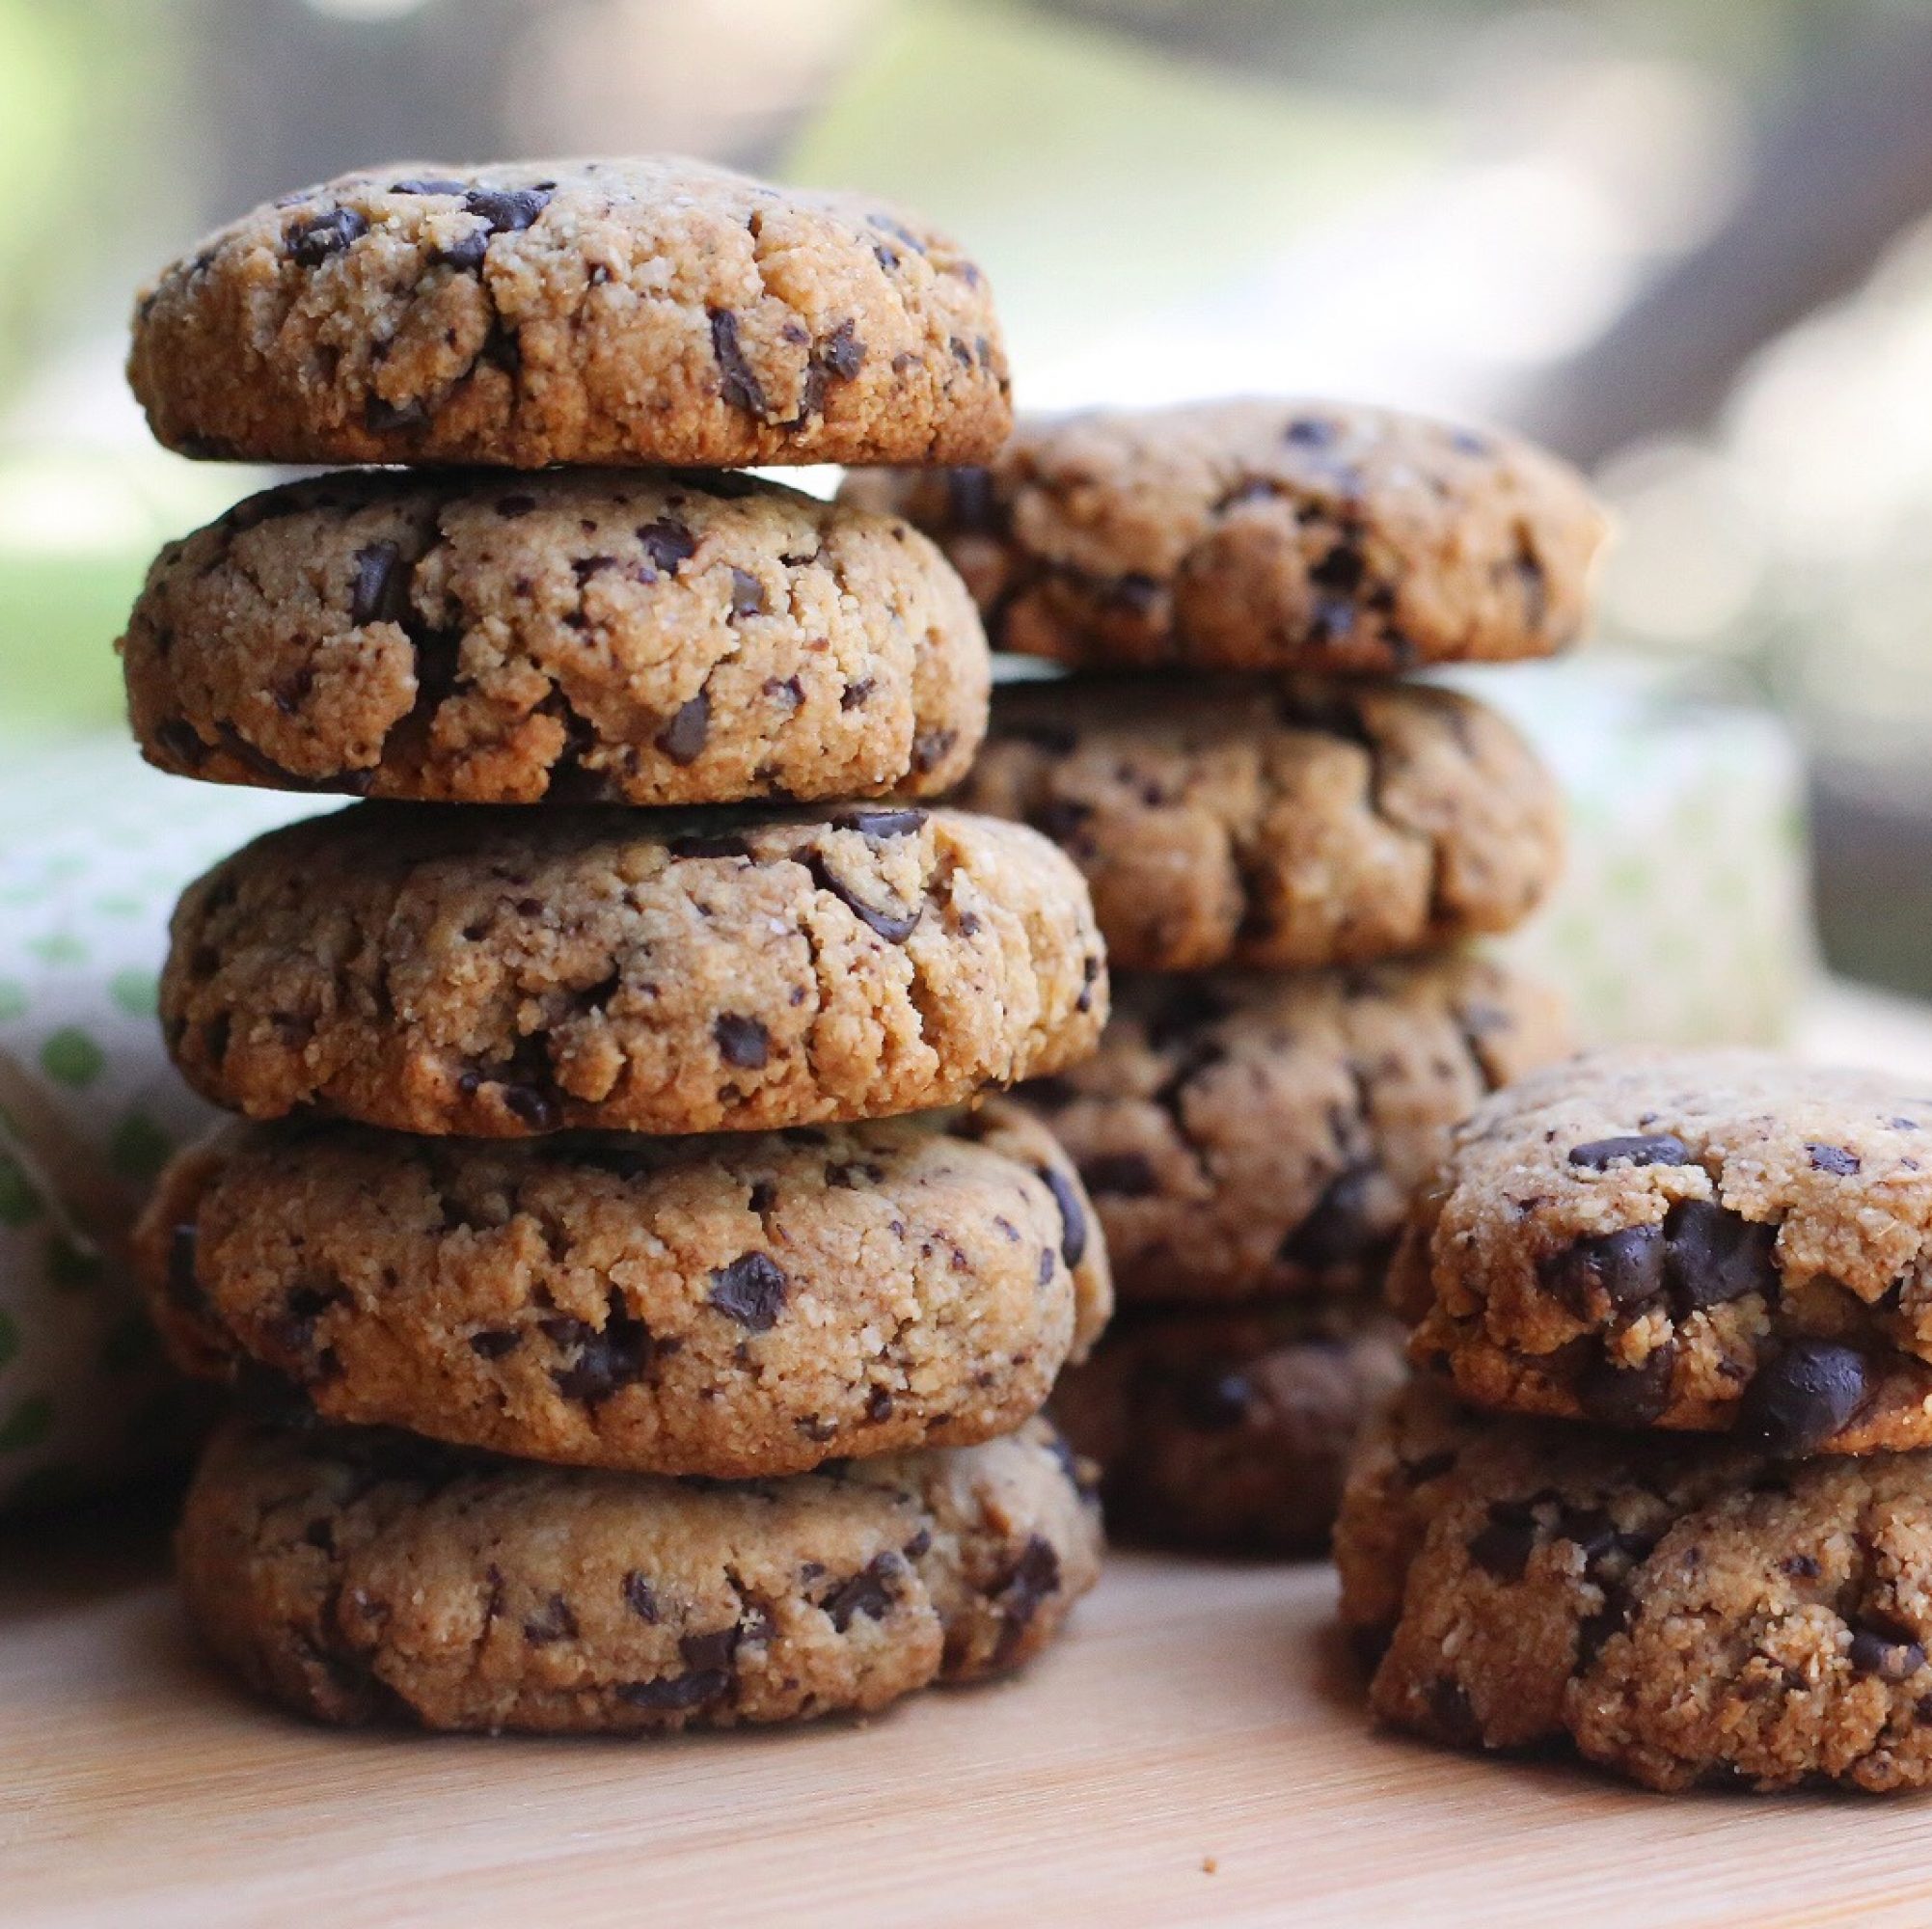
[{"xmin": 0, "ymin": 733, "xmax": 322, "ymax": 1512}]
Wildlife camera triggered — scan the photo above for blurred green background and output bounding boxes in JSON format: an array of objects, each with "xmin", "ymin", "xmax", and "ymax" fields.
[{"xmin": 4, "ymin": 0, "xmax": 1932, "ymax": 986}]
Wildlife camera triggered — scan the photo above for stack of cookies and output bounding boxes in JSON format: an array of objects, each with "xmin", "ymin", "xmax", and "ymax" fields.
[
  {"xmin": 1340, "ymin": 1047, "xmax": 1932, "ymax": 1794},
  {"xmin": 849, "ymin": 400, "xmax": 1600, "ymax": 1553},
  {"xmin": 117, "ymin": 157, "xmax": 1116, "ymax": 1734}
]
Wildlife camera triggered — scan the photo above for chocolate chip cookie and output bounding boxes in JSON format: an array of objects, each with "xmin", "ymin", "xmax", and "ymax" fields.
[
  {"xmin": 161, "ymin": 802, "xmax": 1106, "ymax": 1137},
  {"xmin": 1019, "ymin": 956, "xmax": 1568, "ymax": 1306},
  {"xmin": 1338, "ymin": 1379, "xmax": 1932, "ymax": 1793},
  {"xmin": 122, "ymin": 468, "xmax": 987, "ymax": 806},
  {"xmin": 949, "ymin": 677, "xmax": 1564, "ymax": 972},
  {"xmin": 842, "ymin": 399, "xmax": 1604, "ymax": 674},
  {"xmin": 140, "ymin": 1101, "xmax": 1110, "ymax": 1478},
  {"xmin": 1053, "ymin": 1301, "xmax": 1405, "ymax": 1555},
  {"xmin": 177, "ymin": 1410, "xmax": 1101, "ymax": 1733},
  {"xmin": 1396, "ymin": 1049, "xmax": 1932, "ymax": 1454},
  {"xmin": 129, "ymin": 158, "xmax": 1010, "ymax": 469}
]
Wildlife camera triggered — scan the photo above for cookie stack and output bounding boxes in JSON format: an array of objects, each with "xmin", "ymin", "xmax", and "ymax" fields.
[
  {"xmin": 849, "ymin": 400, "xmax": 1599, "ymax": 1552},
  {"xmin": 1340, "ymin": 1046, "xmax": 1932, "ymax": 1794},
  {"xmin": 117, "ymin": 158, "xmax": 1115, "ymax": 1734}
]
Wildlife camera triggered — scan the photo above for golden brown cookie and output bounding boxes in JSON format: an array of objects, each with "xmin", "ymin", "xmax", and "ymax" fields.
[
  {"xmin": 949, "ymin": 677, "xmax": 1564, "ymax": 972},
  {"xmin": 122, "ymin": 468, "xmax": 987, "ymax": 805},
  {"xmin": 843, "ymin": 399, "xmax": 1604, "ymax": 673},
  {"xmin": 178, "ymin": 1411, "xmax": 1101, "ymax": 1733},
  {"xmin": 1019, "ymin": 956, "xmax": 1569, "ymax": 1306},
  {"xmin": 1053, "ymin": 1300, "xmax": 1405, "ymax": 1555},
  {"xmin": 1338, "ymin": 1379, "xmax": 1932, "ymax": 1793},
  {"xmin": 129, "ymin": 158, "xmax": 1010, "ymax": 469},
  {"xmin": 139, "ymin": 1102, "xmax": 1110, "ymax": 1478},
  {"xmin": 160, "ymin": 802, "xmax": 1107, "ymax": 1137},
  {"xmin": 1396, "ymin": 1049, "xmax": 1932, "ymax": 1454}
]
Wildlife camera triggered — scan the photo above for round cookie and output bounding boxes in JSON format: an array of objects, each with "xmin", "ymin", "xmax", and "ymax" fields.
[
  {"xmin": 160, "ymin": 801, "xmax": 1107, "ymax": 1138},
  {"xmin": 1396, "ymin": 1048, "xmax": 1932, "ymax": 1455},
  {"xmin": 950, "ymin": 677, "xmax": 1564, "ymax": 972},
  {"xmin": 1337, "ymin": 1379, "xmax": 1932, "ymax": 1794},
  {"xmin": 841, "ymin": 399, "xmax": 1605, "ymax": 674},
  {"xmin": 129, "ymin": 157, "xmax": 1010, "ymax": 470},
  {"xmin": 1053, "ymin": 1301, "xmax": 1405, "ymax": 1556},
  {"xmin": 122, "ymin": 468, "xmax": 988, "ymax": 806},
  {"xmin": 1018, "ymin": 956, "xmax": 1569, "ymax": 1306},
  {"xmin": 139, "ymin": 1101, "xmax": 1111, "ymax": 1479},
  {"xmin": 177, "ymin": 1411, "xmax": 1101, "ymax": 1733}
]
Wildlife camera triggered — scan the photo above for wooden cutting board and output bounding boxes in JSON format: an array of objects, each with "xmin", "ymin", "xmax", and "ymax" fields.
[
  {"xmin": 8, "ymin": 1515, "xmax": 1932, "ymax": 1929},
  {"xmin": 14, "ymin": 986, "xmax": 1932, "ymax": 1928}
]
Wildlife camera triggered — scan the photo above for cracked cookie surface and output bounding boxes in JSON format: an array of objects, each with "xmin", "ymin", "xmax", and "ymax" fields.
[
  {"xmin": 1017, "ymin": 956, "xmax": 1568, "ymax": 1305},
  {"xmin": 122, "ymin": 468, "xmax": 987, "ymax": 805},
  {"xmin": 1338, "ymin": 1379, "xmax": 1932, "ymax": 1793},
  {"xmin": 140, "ymin": 1101, "xmax": 1110, "ymax": 1478},
  {"xmin": 162, "ymin": 801, "xmax": 1107, "ymax": 1137},
  {"xmin": 129, "ymin": 157, "xmax": 1010, "ymax": 469},
  {"xmin": 949, "ymin": 677, "xmax": 1564, "ymax": 972},
  {"xmin": 1053, "ymin": 1300, "xmax": 1404, "ymax": 1555},
  {"xmin": 178, "ymin": 1410, "xmax": 1101, "ymax": 1733},
  {"xmin": 842, "ymin": 399, "xmax": 1604, "ymax": 673},
  {"xmin": 1396, "ymin": 1049, "xmax": 1932, "ymax": 1454}
]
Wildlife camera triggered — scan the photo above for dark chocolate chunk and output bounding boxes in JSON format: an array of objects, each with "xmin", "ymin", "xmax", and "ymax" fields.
[
  {"xmin": 1576, "ymin": 1342, "xmax": 1676, "ymax": 1427},
  {"xmin": 1541, "ymin": 1224, "xmax": 1666, "ymax": 1318},
  {"xmin": 522, "ymin": 1592, "xmax": 579, "ymax": 1644},
  {"xmin": 1736, "ymin": 1342, "xmax": 1868, "ymax": 1455},
  {"xmin": 348, "ymin": 540, "xmax": 409, "ymax": 627},
  {"xmin": 821, "ymin": 1553, "xmax": 901, "ymax": 1631},
  {"xmin": 991, "ymin": 1535, "xmax": 1061, "ymax": 1662},
  {"xmin": 708, "ymin": 1252, "xmax": 788, "ymax": 1331},
  {"xmin": 1660, "ymin": 1199, "xmax": 1778, "ymax": 1315},
  {"xmin": 805, "ymin": 856, "xmax": 920, "ymax": 943},
  {"xmin": 818, "ymin": 317, "xmax": 865, "ymax": 381},
  {"xmin": 462, "ymin": 184, "xmax": 553, "ymax": 233},
  {"xmin": 468, "ymin": 1328, "xmax": 522, "ymax": 1360},
  {"xmin": 1283, "ymin": 416, "xmax": 1338, "ymax": 448},
  {"xmin": 831, "ymin": 807, "xmax": 927, "ymax": 840},
  {"xmin": 621, "ymin": 1572, "xmax": 659, "ymax": 1622},
  {"xmin": 1849, "ymin": 1626, "xmax": 1926, "ymax": 1682},
  {"xmin": 616, "ymin": 1670, "xmax": 728, "ymax": 1712},
  {"xmin": 501, "ymin": 1082, "xmax": 560, "ymax": 1131},
  {"xmin": 1467, "ymin": 1502, "xmax": 1538, "ymax": 1582},
  {"xmin": 390, "ymin": 177, "xmax": 467, "ymax": 196},
  {"xmin": 1036, "ymin": 1164, "xmax": 1088, "ymax": 1269},
  {"xmin": 288, "ymin": 205, "xmax": 367, "ymax": 266},
  {"xmin": 654, "ymin": 693, "xmax": 710, "ymax": 765},
  {"xmin": 712, "ymin": 1013, "xmax": 770, "ymax": 1069},
  {"xmin": 433, "ymin": 227, "xmax": 490, "ymax": 272},
  {"xmin": 637, "ymin": 517, "xmax": 697, "ymax": 574},
  {"xmin": 708, "ymin": 307, "xmax": 769, "ymax": 417},
  {"xmin": 545, "ymin": 1298, "xmax": 655, "ymax": 1403},
  {"xmin": 728, "ymin": 567, "xmax": 766, "ymax": 618},
  {"xmin": 1567, "ymin": 1133, "xmax": 1692, "ymax": 1171},
  {"xmin": 1807, "ymin": 1142, "xmax": 1862, "ymax": 1177}
]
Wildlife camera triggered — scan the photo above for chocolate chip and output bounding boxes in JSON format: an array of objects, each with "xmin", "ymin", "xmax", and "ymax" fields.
[
  {"xmin": 1077, "ymin": 1152, "xmax": 1158, "ymax": 1198},
  {"xmin": 545, "ymin": 1299, "xmax": 655, "ymax": 1403},
  {"xmin": 709, "ymin": 1253, "xmax": 788, "ymax": 1331},
  {"xmin": 636, "ymin": 517, "xmax": 696, "ymax": 574},
  {"xmin": 154, "ymin": 718, "xmax": 206, "ymax": 768},
  {"xmin": 433, "ymin": 228, "xmax": 490, "ymax": 272},
  {"xmin": 1310, "ymin": 543, "xmax": 1367, "ymax": 597},
  {"xmin": 805, "ymin": 855, "xmax": 920, "ymax": 943},
  {"xmin": 1425, "ymin": 1675, "xmax": 1481, "ymax": 1744},
  {"xmin": 822, "ymin": 1553, "xmax": 901, "ymax": 1631},
  {"xmin": 522, "ymin": 1593, "xmax": 579, "ymax": 1644},
  {"xmin": 668, "ymin": 832, "xmax": 752, "ymax": 860},
  {"xmin": 1849, "ymin": 1627, "xmax": 1925, "ymax": 1681},
  {"xmin": 495, "ymin": 494, "xmax": 536, "ymax": 518},
  {"xmin": 1468, "ymin": 1502, "xmax": 1538, "ymax": 1582},
  {"xmin": 463, "ymin": 184, "xmax": 552, "ymax": 233},
  {"xmin": 1567, "ymin": 1134, "xmax": 1692, "ymax": 1171},
  {"xmin": 1736, "ymin": 1342, "xmax": 1868, "ymax": 1454},
  {"xmin": 1541, "ymin": 1224, "xmax": 1666, "ymax": 1317},
  {"xmin": 1574, "ymin": 1593, "xmax": 1631, "ymax": 1671},
  {"xmin": 680, "ymin": 1626, "xmax": 740, "ymax": 1674},
  {"xmin": 621, "ymin": 1572, "xmax": 659, "ymax": 1622},
  {"xmin": 728, "ymin": 568, "xmax": 766, "ymax": 618},
  {"xmin": 708, "ymin": 307, "xmax": 768, "ymax": 417},
  {"xmin": 1280, "ymin": 1164, "xmax": 1383, "ymax": 1269},
  {"xmin": 502, "ymin": 1082, "xmax": 560, "ymax": 1131},
  {"xmin": 655, "ymin": 693, "xmax": 710, "ymax": 765},
  {"xmin": 713, "ymin": 1013, "xmax": 769, "ymax": 1069},
  {"xmin": 1577, "ymin": 1343, "xmax": 1676, "ymax": 1427},
  {"xmin": 1807, "ymin": 1143, "xmax": 1862, "ymax": 1177},
  {"xmin": 840, "ymin": 677, "xmax": 874, "ymax": 712},
  {"xmin": 468, "ymin": 1328, "xmax": 521, "ymax": 1359},
  {"xmin": 1782, "ymin": 1553, "xmax": 1821, "ymax": 1580},
  {"xmin": 365, "ymin": 394, "xmax": 428, "ymax": 433},
  {"xmin": 391, "ymin": 177, "xmax": 467, "ymax": 196},
  {"xmin": 1284, "ymin": 417, "xmax": 1338, "ymax": 448},
  {"xmin": 1661, "ymin": 1200, "xmax": 1778, "ymax": 1315},
  {"xmin": 831, "ymin": 807, "xmax": 927, "ymax": 840},
  {"xmin": 818, "ymin": 317, "xmax": 865, "ymax": 381},
  {"xmin": 910, "ymin": 728, "xmax": 955, "ymax": 775},
  {"xmin": 1554, "ymin": 1506, "xmax": 1620, "ymax": 1568},
  {"xmin": 288, "ymin": 205, "xmax": 367, "ymax": 266},
  {"xmin": 866, "ymin": 1386, "xmax": 894, "ymax": 1424},
  {"xmin": 991, "ymin": 1535, "xmax": 1061, "ymax": 1662},
  {"xmin": 1036, "ymin": 1164, "xmax": 1087, "ymax": 1268},
  {"xmin": 348, "ymin": 540, "xmax": 409, "ymax": 626},
  {"xmin": 616, "ymin": 1670, "xmax": 728, "ymax": 1711}
]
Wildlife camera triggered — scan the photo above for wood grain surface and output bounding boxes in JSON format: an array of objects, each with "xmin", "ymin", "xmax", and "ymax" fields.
[{"xmin": 12, "ymin": 987, "xmax": 1932, "ymax": 1928}]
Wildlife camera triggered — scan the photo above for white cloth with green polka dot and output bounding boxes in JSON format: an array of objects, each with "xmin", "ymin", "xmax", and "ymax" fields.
[{"xmin": 0, "ymin": 734, "xmax": 320, "ymax": 1513}]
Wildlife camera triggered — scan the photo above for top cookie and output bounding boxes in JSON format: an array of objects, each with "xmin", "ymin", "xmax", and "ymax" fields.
[
  {"xmin": 843, "ymin": 399, "xmax": 1605, "ymax": 674},
  {"xmin": 1396, "ymin": 1048, "xmax": 1932, "ymax": 1454},
  {"xmin": 128, "ymin": 157, "xmax": 1011, "ymax": 470},
  {"xmin": 122, "ymin": 468, "xmax": 987, "ymax": 806}
]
